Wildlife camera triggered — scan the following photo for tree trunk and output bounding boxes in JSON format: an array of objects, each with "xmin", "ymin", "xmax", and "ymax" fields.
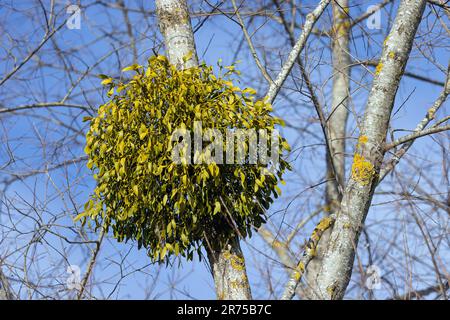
[
  {"xmin": 155, "ymin": 0, "xmax": 198, "ymax": 69},
  {"xmin": 155, "ymin": 0, "xmax": 252, "ymax": 300},
  {"xmin": 0, "ymin": 267, "xmax": 13, "ymax": 300},
  {"xmin": 304, "ymin": 0, "xmax": 350, "ymax": 299},
  {"xmin": 206, "ymin": 236, "xmax": 252, "ymax": 300},
  {"xmin": 313, "ymin": 0, "xmax": 426, "ymax": 299}
]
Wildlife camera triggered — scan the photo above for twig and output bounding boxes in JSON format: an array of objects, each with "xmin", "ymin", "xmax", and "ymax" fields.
[
  {"xmin": 0, "ymin": 102, "xmax": 89, "ymax": 114},
  {"xmin": 265, "ymin": 0, "xmax": 331, "ymax": 104},
  {"xmin": 231, "ymin": 0, "xmax": 273, "ymax": 85},
  {"xmin": 379, "ymin": 64, "xmax": 450, "ymax": 182},
  {"xmin": 384, "ymin": 124, "xmax": 450, "ymax": 151},
  {"xmin": 0, "ymin": 22, "xmax": 65, "ymax": 87},
  {"xmin": 76, "ymin": 226, "xmax": 106, "ymax": 300}
]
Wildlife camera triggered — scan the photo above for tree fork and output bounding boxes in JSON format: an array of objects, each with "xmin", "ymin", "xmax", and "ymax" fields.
[{"xmin": 313, "ymin": 0, "xmax": 427, "ymax": 299}]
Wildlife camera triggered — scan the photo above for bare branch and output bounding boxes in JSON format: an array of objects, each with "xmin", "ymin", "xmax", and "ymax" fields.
[{"xmin": 265, "ymin": 0, "xmax": 331, "ymax": 104}]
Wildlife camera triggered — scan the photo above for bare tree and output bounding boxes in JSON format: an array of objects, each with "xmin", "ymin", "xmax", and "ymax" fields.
[{"xmin": 0, "ymin": 0, "xmax": 448, "ymax": 300}]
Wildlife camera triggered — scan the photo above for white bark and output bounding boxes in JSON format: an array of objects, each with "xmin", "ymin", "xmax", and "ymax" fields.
[
  {"xmin": 206, "ymin": 237, "xmax": 252, "ymax": 300},
  {"xmin": 155, "ymin": 0, "xmax": 198, "ymax": 68},
  {"xmin": 155, "ymin": 0, "xmax": 252, "ymax": 300},
  {"xmin": 313, "ymin": 0, "xmax": 427, "ymax": 299}
]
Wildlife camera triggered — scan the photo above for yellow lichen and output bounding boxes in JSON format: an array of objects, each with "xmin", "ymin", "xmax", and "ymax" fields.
[
  {"xmin": 375, "ymin": 62, "xmax": 383, "ymax": 75},
  {"xmin": 358, "ymin": 135, "xmax": 368, "ymax": 145},
  {"xmin": 316, "ymin": 216, "xmax": 334, "ymax": 231},
  {"xmin": 223, "ymin": 251, "xmax": 232, "ymax": 260},
  {"xmin": 306, "ymin": 247, "xmax": 317, "ymax": 257},
  {"xmin": 388, "ymin": 51, "xmax": 396, "ymax": 59},
  {"xmin": 224, "ymin": 251, "xmax": 245, "ymax": 271},
  {"xmin": 335, "ymin": 20, "xmax": 351, "ymax": 36},
  {"xmin": 230, "ymin": 280, "xmax": 242, "ymax": 289},
  {"xmin": 230, "ymin": 259, "xmax": 245, "ymax": 271},
  {"xmin": 336, "ymin": 7, "xmax": 350, "ymax": 19},
  {"xmin": 310, "ymin": 231, "xmax": 319, "ymax": 243},
  {"xmin": 287, "ymin": 217, "xmax": 335, "ymax": 286},
  {"xmin": 234, "ymin": 255, "xmax": 244, "ymax": 264},
  {"xmin": 295, "ymin": 261, "xmax": 306, "ymax": 279},
  {"xmin": 351, "ymin": 153, "xmax": 375, "ymax": 185},
  {"xmin": 309, "ymin": 217, "xmax": 334, "ymax": 245},
  {"xmin": 427, "ymin": 107, "xmax": 436, "ymax": 120},
  {"xmin": 327, "ymin": 284, "xmax": 337, "ymax": 297},
  {"xmin": 272, "ymin": 240, "xmax": 284, "ymax": 248}
]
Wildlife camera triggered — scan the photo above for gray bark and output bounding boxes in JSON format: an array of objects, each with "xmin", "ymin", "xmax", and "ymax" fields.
[
  {"xmin": 206, "ymin": 236, "xmax": 252, "ymax": 300},
  {"xmin": 281, "ymin": 216, "xmax": 335, "ymax": 300},
  {"xmin": 327, "ymin": 0, "xmax": 350, "ymax": 200},
  {"xmin": 304, "ymin": 0, "xmax": 350, "ymax": 299},
  {"xmin": 0, "ymin": 267, "xmax": 13, "ymax": 300},
  {"xmin": 155, "ymin": 0, "xmax": 252, "ymax": 300},
  {"xmin": 313, "ymin": 0, "xmax": 426, "ymax": 299}
]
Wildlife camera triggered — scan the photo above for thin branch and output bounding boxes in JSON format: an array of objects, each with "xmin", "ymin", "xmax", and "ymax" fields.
[
  {"xmin": 0, "ymin": 103, "xmax": 89, "ymax": 114},
  {"xmin": 360, "ymin": 60, "xmax": 446, "ymax": 87},
  {"xmin": 350, "ymin": 0, "xmax": 393, "ymax": 28},
  {"xmin": 258, "ymin": 227, "xmax": 295, "ymax": 269},
  {"xmin": 385, "ymin": 124, "xmax": 450, "ymax": 151},
  {"xmin": 388, "ymin": 281, "xmax": 449, "ymax": 300},
  {"xmin": 0, "ymin": 22, "xmax": 65, "ymax": 87},
  {"xmin": 231, "ymin": 0, "xmax": 273, "ymax": 85},
  {"xmin": 76, "ymin": 226, "xmax": 106, "ymax": 300},
  {"xmin": 265, "ymin": 0, "xmax": 331, "ymax": 104},
  {"xmin": 0, "ymin": 265, "xmax": 14, "ymax": 300},
  {"xmin": 379, "ymin": 64, "xmax": 450, "ymax": 182},
  {"xmin": 427, "ymin": 0, "xmax": 450, "ymax": 11}
]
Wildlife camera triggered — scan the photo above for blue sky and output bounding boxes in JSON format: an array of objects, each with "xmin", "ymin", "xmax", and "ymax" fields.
[{"xmin": 0, "ymin": 0, "xmax": 448, "ymax": 299}]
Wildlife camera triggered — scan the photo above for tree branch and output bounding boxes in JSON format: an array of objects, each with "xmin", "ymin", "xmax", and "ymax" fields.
[
  {"xmin": 281, "ymin": 216, "xmax": 335, "ymax": 300},
  {"xmin": 265, "ymin": 0, "xmax": 331, "ymax": 104},
  {"xmin": 231, "ymin": 0, "xmax": 273, "ymax": 85}
]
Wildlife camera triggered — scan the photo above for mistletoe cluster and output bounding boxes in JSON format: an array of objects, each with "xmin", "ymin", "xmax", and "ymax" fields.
[{"xmin": 78, "ymin": 55, "xmax": 290, "ymax": 262}]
